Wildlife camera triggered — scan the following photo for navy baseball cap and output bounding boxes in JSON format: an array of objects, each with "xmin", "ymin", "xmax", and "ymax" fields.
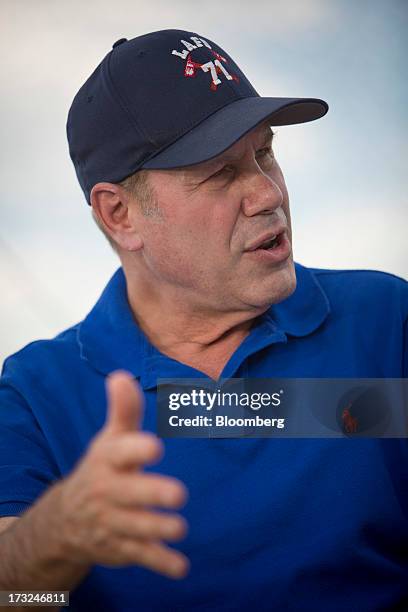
[{"xmin": 67, "ymin": 29, "xmax": 329, "ymax": 205}]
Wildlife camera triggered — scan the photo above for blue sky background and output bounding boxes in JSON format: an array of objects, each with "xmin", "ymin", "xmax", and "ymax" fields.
[{"xmin": 1, "ymin": 0, "xmax": 407, "ymax": 365}]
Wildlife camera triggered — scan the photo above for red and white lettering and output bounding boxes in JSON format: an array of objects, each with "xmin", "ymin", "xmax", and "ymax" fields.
[
  {"xmin": 200, "ymin": 61, "xmax": 222, "ymax": 87},
  {"xmin": 172, "ymin": 37, "xmax": 238, "ymax": 91},
  {"xmin": 214, "ymin": 59, "xmax": 233, "ymax": 81}
]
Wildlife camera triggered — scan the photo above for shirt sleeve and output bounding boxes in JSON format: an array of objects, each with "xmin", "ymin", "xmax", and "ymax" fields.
[
  {"xmin": 0, "ymin": 361, "xmax": 61, "ymax": 517},
  {"xmin": 404, "ymin": 317, "xmax": 408, "ymax": 378}
]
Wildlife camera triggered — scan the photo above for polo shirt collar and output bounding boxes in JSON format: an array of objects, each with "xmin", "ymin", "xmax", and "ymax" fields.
[
  {"xmin": 77, "ymin": 262, "xmax": 330, "ymax": 381},
  {"xmin": 269, "ymin": 262, "xmax": 331, "ymax": 337}
]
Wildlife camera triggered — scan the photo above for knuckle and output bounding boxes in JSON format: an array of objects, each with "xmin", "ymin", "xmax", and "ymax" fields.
[
  {"xmin": 142, "ymin": 544, "xmax": 161, "ymax": 566},
  {"xmin": 89, "ymin": 477, "xmax": 110, "ymax": 503},
  {"xmin": 120, "ymin": 539, "xmax": 144, "ymax": 564},
  {"xmin": 133, "ymin": 512, "xmax": 154, "ymax": 535},
  {"xmin": 88, "ymin": 434, "xmax": 110, "ymax": 458},
  {"xmin": 139, "ymin": 432, "xmax": 163, "ymax": 451},
  {"xmin": 132, "ymin": 434, "xmax": 163, "ymax": 463},
  {"xmin": 134, "ymin": 511, "xmax": 187, "ymax": 540},
  {"xmin": 92, "ymin": 522, "xmax": 111, "ymax": 549}
]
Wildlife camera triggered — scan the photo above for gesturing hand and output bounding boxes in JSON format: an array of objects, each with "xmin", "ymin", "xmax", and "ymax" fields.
[{"xmin": 59, "ymin": 370, "xmax": 189, "ymax": 579}]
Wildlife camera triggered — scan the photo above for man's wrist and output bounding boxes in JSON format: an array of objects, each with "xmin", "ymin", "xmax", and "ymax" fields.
[{"xmin": 36, "ymin": 479, "xmax": 91, "ymax": 572}]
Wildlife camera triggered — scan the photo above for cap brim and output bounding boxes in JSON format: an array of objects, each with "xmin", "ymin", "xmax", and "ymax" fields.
[{"xmin": 142, "ymin": 96, "xmax": 328, "ymax": 170}]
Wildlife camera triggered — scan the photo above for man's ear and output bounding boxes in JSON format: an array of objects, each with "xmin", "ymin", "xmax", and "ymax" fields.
[{"xmin": 90, "ymin": 182, "xmax": 143, "ymax": 251}]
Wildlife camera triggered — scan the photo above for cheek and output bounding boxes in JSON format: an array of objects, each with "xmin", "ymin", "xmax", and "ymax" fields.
[
  {"xmin": 174, "ymin": 209, "xmax": 235, "ymax": 256},
  {"xmin": 143, "ymin": 223, "xmax": 212, "ymax": 279},
  {"xmin": 143, "ymin": 194, "xmax": 237, "ymax": 270}
]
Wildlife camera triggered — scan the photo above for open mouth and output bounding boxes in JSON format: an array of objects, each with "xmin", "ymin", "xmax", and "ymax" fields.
[{"xmin": 256, "ymin": 233, "xmax": 282, "ymax": 250}]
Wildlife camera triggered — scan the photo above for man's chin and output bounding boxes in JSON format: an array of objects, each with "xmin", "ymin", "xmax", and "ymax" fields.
[{"xmin": 246, "ymin": 260, "xmax": 297, "ymax": 308}]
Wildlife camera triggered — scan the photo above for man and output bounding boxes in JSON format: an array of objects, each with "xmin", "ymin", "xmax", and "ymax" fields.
[{"xmin": 0, "ymin": 29, "xmax": 407, "ymax": 612}]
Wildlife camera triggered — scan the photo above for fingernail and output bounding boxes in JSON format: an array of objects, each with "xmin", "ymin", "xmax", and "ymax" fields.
[
  {"xmin": 171, "ymin": 557, "xmax": 189, "ymax": 577},
  {"xmin": 165, "ymin": 519, "xmax": 185, "ymax": 538},
  {"xmin": 162, "ymin": 488, "xmax": 181, "ymax": 506}
]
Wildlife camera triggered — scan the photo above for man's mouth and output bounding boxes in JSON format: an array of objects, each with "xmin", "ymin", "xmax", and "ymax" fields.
[
  {"xmin": 243, "ymin": 229, "xmax": 291, "ymax": 264},
  {"xmin": 256, "ymin": 234, "xmax": 281, "ymax": 250},
  {"xmin": 246, "ymin": 230, "xmax": 286, "ymax": 252}
]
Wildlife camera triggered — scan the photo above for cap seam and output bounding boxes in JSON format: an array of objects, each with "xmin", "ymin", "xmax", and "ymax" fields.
[
  {"xmin": 66, "ymin": 112, "xmax": 89, "ymax": 195},
  {"xmin": 106, "ymin": 50, "xmax": 157, "ymax": 148}
]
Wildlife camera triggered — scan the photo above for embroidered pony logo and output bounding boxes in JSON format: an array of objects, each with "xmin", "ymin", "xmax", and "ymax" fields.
[
  {"xmin": 172, "ymin": 36, "xmax": 239, "ymax": 91},
  {"xmin": 342, "ymin": 403, "xmax": 358, "ymax": 433}
]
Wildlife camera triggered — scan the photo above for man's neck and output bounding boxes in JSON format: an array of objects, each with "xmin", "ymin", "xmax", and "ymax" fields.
[{"xmin": 124, "ymin": 270, "xmax": 264, "ymax": 380}]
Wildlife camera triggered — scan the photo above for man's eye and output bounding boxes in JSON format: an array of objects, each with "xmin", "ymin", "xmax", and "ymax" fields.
[
  {"xmin": 210, "ymin": 165, "xmax": 234, "ymax": 180},
  {"xmin": 257, "ymin": 147, "xmax": 274, "ymax": 161}
]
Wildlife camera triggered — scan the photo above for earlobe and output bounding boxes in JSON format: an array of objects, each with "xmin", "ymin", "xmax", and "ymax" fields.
[{"xmin": 122, "ymin": 234, "xmax": 144, "ymax": 252}]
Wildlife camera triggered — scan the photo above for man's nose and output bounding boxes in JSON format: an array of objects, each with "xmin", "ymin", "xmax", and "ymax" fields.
[{"xmin": 241, "ymin": 172, "xmax": 283, "ymax": 217}]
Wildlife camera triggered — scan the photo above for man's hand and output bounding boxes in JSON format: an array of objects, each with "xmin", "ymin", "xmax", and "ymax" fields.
[{"xmin": 57, "ymin": 371, "xmax": 189, "ymax": 579}]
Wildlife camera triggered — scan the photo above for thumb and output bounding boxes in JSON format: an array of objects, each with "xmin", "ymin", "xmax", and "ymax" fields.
[{"xmin": 104, "ymin": 370, "xmax": 144, "ymax": 435}]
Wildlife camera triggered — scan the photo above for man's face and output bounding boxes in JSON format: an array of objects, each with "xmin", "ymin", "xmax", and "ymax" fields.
[{"xmin": 129, "ymin": 122, "xmax": 296, "ymax": 313}]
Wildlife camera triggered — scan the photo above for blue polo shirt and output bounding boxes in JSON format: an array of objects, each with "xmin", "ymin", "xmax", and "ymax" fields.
[{"xmin": 1, "ymin": 262, "xmax": 407, "ymax": 611}]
